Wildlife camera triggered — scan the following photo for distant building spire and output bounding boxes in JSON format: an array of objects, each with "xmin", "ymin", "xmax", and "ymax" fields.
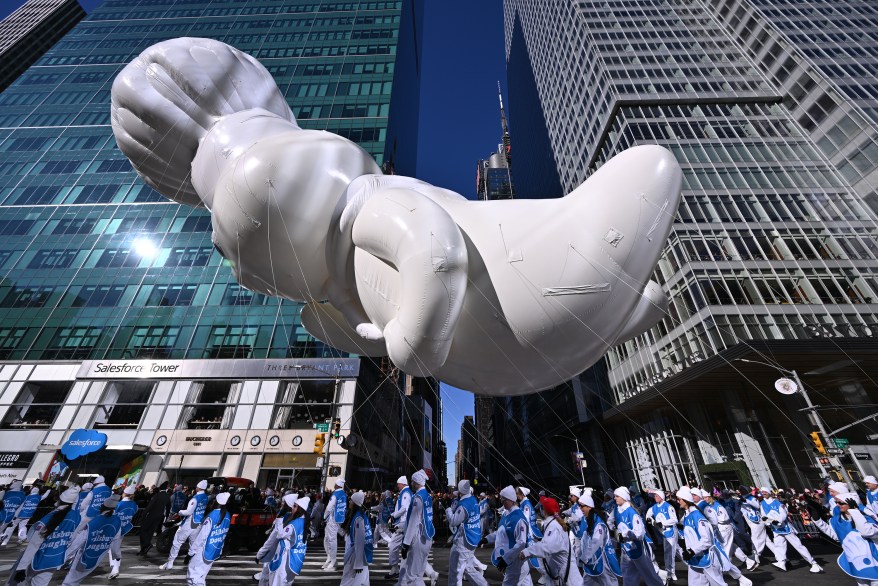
[{"xmin": 498, "ymin": 81, "xmax": 511, "ymax": 166}]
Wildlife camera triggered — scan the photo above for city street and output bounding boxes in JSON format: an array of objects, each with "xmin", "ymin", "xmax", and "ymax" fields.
[{"xmin": 0, "ymin": 534, "xmax": 851, "ymax": 585}]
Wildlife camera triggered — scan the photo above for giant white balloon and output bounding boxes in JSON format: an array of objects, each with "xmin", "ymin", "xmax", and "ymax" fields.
[{"xmin": 110, "ymin": 38, "xmax": 682, "ymax": 396}]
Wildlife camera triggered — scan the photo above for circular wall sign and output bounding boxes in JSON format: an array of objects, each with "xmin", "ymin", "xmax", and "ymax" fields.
[
  {"xmin": 230, "ymin": 435, "xmax": 241, "ymax": 447},
  {"xmin": 292, "ymin": 435, "xmax": 303, "ymax": 447},
  {"xmin": 269, "ymin": 435, "xmax": 280, "ymax": 447},
  {"xmin": 250, "ymin": 435, "xmax": 261, "ymax": 447},
  {"xmin": 156, "ymin": 435, "xmax": 167, "ymax": 446}
]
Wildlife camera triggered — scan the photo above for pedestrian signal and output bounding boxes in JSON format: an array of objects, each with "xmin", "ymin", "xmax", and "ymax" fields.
[
  {"xmin": 314, "ymin": 432, "xmax": 326, "ymax": 453},
  {"xmin": 331, "ymin": 418, "xmax": 341, "ymax": 438},
  {"xmin": 810, "ymin": 431, "xmax": 827, "ymax": 455}
]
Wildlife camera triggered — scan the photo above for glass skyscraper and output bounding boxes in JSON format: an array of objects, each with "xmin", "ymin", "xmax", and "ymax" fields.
[
  {"xmin": 0, "ymin": 0, "xmax": 409, "ymax": 362},
  {"xmin": 0, "ymin": 0, "xmax": 436, "ymax": 492},
  {"xmin": 503, "ymin": 0, "xmax": 878, "ymax": 489}
]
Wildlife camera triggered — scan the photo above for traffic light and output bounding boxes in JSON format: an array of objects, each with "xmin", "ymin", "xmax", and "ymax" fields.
[
  {"xmin": 810, "ymin": 431, "xmax": 827, "ymax": 455},
  {"xmin": 313, "ymin": 432, "xmax": 326, "ymax": 454},
  {"xmin": 331, "ymin": 418, "xmax": 341, "ymax": 439}
]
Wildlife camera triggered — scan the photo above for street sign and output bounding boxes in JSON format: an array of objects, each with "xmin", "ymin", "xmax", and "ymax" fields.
[
  {"xmin": 854, "ymin": 452, "xmax": 873, "ymax": 460},
  {"xmin": 315, "ymin": 423, "xmax": 329, "ymax": 432},
  {"xmin": 826, "ymin": 447, "xmax": 844, "ymax": 456},
  {"xmin": 833, "ymin": 438, "xmax": 850, "ymax": 449}
]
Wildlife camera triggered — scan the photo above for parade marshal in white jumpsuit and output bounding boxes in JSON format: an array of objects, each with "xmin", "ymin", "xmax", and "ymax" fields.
[
  {"xmin": 388, "ymin": 476, "xmax": 413, "ymax": 580},
  {"xmin": 740, "ymin": 493, "xmax": 776, "ymax": 565},
  {"xmin": 108, "ymin": 485, "xmax": 139, "ymax": 579},
  {"xmin": 486, "ymin": 485, "xmax": 532, "ymax": 586},
  {"xmin": 758, "ymin": 487, "xmax": 822, "ymax": 574},
  {"xmin": 576, "ymin": 494, "xmax": 620, "ymax": 586},
  {"xmin": 645, "ymin": 490, "xmax": 681, "ymax": 581},
  {"xmin": 612, "ymin": 487, "xmax": 665, "ymax": 586},
  {"xmin": 186, "ymin": 491, "xmax": 232, "ymax": 586},
  {"xmin": 520, "ymin": 497, "xmax": 581, "ymax": 586},
  {"xmin": 6, "ymin": 486, "xmax": 81, "ymax": 586},
  {"xmin": 1, "ymin": 484, "xmax": 44, "ymax": 546},
  {"xmin": 341, "ymin": 491, "xmax": 372, "ymax": 586},
  {"xmin": 60, "ymin": 494, "xmax": 122, "ymax": 586},
  {"xmin": 323, "ymin": 478, "xmax": 347, "ymax": 570},
  {"xmin": 446, "ymin": 480, "xmax": 488, "ymax": 586},
  {"xmin": 400, "ymin": 469, "xmax": 436, "ymax": 586},
  {"xmin": 256, "ymin": 493, "xmax": 310, "ymax": 586},
  {"xmin": 162, "ymin": 479, "xmax": 209, "ymax": 569}
]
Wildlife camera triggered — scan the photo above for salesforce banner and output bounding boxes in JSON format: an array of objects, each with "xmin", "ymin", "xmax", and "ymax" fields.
[{"xmin": 61, "ymin": 429, "xmax": 108, "ymax": 460}]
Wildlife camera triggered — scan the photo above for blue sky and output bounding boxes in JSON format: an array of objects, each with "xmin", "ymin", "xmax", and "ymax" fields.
[
  {"xmin": 1, "ymin": 0, "xmax": 509, "ymax": 486},
  {"xmin": 416, "ymin": 2, "xmax": 507, "ymax": 485}
]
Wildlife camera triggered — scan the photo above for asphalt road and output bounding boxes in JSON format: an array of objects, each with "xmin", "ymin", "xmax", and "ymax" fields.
[{"xmin": 0, "ymin": 533, "xmax": 851, "ymax": 584}]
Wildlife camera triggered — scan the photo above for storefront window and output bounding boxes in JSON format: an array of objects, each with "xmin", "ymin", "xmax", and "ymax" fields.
[
  {"xmin": 182, "ymin": 380, "xmax": 239, "ymax": 429},
  {"xmin": 93, "ymin": 380, "xmax": 154, "ymax": 428},
  {"xmin": 0, "ymin": 381, "xmax": 71, "ymax": 428},
  {"xmin": 270, "ymin": 380, "xmax": 337, "ymax": 429}
]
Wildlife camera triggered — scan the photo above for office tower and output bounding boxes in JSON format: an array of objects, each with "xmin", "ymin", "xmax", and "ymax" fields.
[
  {"xmin": 477, "ymin": 84, "xmax": 515, "ymax": 200},
  {"xmin": 0, "ymin": 0, "xmax": 427, "ymax": 491},
  {"xmin": 0, "ymin": 0, "xmax": 86, "ymax": 92},
  {"xmin": 504, "ymin": 0, "xmax": 878, "ymax": 489}
]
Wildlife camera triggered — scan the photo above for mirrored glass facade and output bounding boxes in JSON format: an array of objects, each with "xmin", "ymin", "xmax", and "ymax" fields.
[
  {"xmin": 0, "ymin": 0, "xmax": 407, "ymax": 362},
  {"xmin": 503, "ymin": 0, "xmax": 878, "ymax": 488}
]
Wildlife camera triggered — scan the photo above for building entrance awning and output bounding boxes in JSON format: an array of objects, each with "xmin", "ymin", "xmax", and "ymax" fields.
[{"xmin": 603, "ymin": 339, "xmax": 878, "ymax": 423}]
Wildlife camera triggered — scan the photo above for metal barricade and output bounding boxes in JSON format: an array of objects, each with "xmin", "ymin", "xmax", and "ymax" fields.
[{"xmin": 788, "ymin": 512, "xmax": 822, "ymax": 540}]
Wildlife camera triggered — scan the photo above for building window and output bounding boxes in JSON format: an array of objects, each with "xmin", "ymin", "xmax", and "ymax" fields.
[
  {"xmin": 73, "ymin": 285, "xmax": 127, "ymax": 307},
  {"xmin": 129, "ymin": 325, "xmax": 180, "ymax": 358},
  {"xmin": 270, "ymin": 380, "xmax": 337, "ymax": 429},
  {"xmin": 0, "ymin": 381, "xmax": 71, "ymax": 429},
  {"xmin": 146, "ymin": 284, "xmax": 196, "ymax": 306},
  {"xmin": 182, "ymin": 381, "xmax": 240, "ymax": 429},
  {"xmin": 45, "ymin": 327, "xmax": 103, "ymax": 359},
  {"xmin": 93, "ymin": 381, "xmax": 154, "ymax": 428},
  {"xmin": 166, "ymin": 247, "xmax": 212, "ymax": 267},
  {"xmin": 206, "ymin": 325, "xmax": 257, "ymax": 358}
]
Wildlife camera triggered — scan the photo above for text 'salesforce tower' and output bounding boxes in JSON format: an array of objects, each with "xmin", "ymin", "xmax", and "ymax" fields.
[
  {"xmin": 0, "ymin": 0, "xmax": 430, "ymax": 491},
  {"xmin": 504, "ymin": 0, "xmax": 878, "ymax": 489}
]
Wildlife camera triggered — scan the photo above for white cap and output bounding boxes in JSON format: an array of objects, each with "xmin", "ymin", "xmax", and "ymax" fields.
[
  {"xmin": 453, "ymin": 490, "xmax": 459, "ymax": 496},
  {"xmin": 500, "ymin": 486, "xmax": 517, "ymax": 503},
  {"xmin": 295, "ymin": 496, "xmax": 310, "ymax": 510},
  {"xmin": 197, "ymin": 480, "xmax": 208, "ymax": 490},
  {"xmin": 10, "ymin": 480, "xmax": 22, "ymax": 490},
  {"xmin": 175, "ymin": 484, "xmax": 183, "ymax": 491},
  {"xmin": 829, "ymin": 481, "xmax": 849, "ymax": 494},
  {"xmin": 690, "ymin": 488, "xmax": 704, "ymax": 499},
  {"xmin": 518, "ymin": 486, "xmax": 530, "ymax": 497},
  {"xmin": 83, "ymin": 482, "xmax": 94, "ymax": 490},
  {"xmin": 759, "ymin": 486, "xmax": 772, "ymax": 494},
  {"xmin": 614, "ymin": 487, "xmax": 630, "ymax": 501},
  {"xmin": 94, "ymin": 475, "xmax": 105, "ymax": 485},
  {"xmin": 650, "ymin": 489, "xmax": 664, "ymax": 500},
  {"xmin": 265, "ymin": 488, "xmax": 274, "ymax": 495},
  {"xmin": 396, "ymin": 475, "xmax": 408, "ymax": 485},
  {"xmin": 215, "ymin": 492, "xmax": 231, "ymax": 505},
  {"xmin": 335, "ymin": 479, "xmax": 345, "ymax": 488},
  {"xmin": 60, "ymin": 486, "xmax": 81, "ymax": 504},
  {"xmin": 103, "ymin": 494, "xmax": 120, "ymax": 509},
  {"xmin": 30, "ymin": 487, "xmax": 40, "ymax": 495},
  {"xmin": 479, "ymin": 492, "xmax": 486, "ymax": 497},
  {"xmin": 283, "ymin": 493, "xmax": 298, "ymax": 508},
  {"xmin": 578, "ymin": 494, "xmax": 595, "ymax": 508},
  {"xmin": 412, "ymin": 469, "xmax": 427, "ymax": 485},
  {"xmin": 837, "ymin": 492, "xmax": 858, "ymax": 503},
  {"xmin": 864, "ymin": 475, "xmax": 878, "ymax": 486},
  {"xmin": 457, "ymin": 480, "xmax": 471, "ymax": 495},
  {"xmin": 123, "ymin": 485, "xmax": 136, "ymax": 495},
  {"xmin": 383, "ymin": 490, "xmax": 392, "ymax": 498},
  {"xmin": 570, "ymin": 487, "xmax": 582, "ymax": 498},
  {"xmin": 351, "ymin": 491, "xmax": 365, "ymax": 506},
  {"xmin": 676, "ymin": 486, "xmax": 694, "ymax": 502}
]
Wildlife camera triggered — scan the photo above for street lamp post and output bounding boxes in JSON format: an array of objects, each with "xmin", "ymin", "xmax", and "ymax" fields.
[
  {"xmin": 737, "ymin": 358, "xmax": 856, "ymax": 487},
  {"xmin": 552, "ymin": 433, "xmax": 586, "ymax": 486}
]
